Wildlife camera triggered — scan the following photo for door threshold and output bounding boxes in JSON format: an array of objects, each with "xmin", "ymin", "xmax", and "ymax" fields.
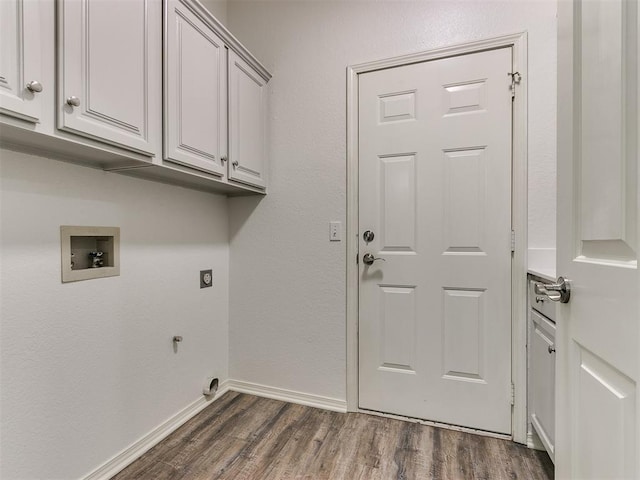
[{"xmin": 358, "ymin": 407, "xmax": 512, "ymax": 441}]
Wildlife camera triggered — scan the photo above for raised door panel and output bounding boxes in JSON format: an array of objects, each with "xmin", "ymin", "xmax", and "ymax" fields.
[
  {"xmin": 57, "ymin": 0, "xmax": 160, "ymax": 156},
  {"xmin": 0, "ymin": 0, "xmax": 42, "ymax": 122},
  {"xmin": 164, "ymin": 0, "xmax": 226, "ymax": 177},
  {"xmin": 228, "ymin": 50, "xmax": 267, "ymax": 189}
]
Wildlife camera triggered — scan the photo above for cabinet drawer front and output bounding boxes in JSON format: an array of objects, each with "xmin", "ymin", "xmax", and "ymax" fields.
[
  {"xmin": 0, "ymin": 0, "xmax": 43, "ymax": 123},
  {"xmin": 529, "ymin": 279, "xmax": 557, "ymax": 321},
  {"xmin": 57, "ymin": 0, "xmax": 160, "ymax": 155},
  {"xmin": 228, "ymin": 51, "xmax": 267, "ymax": 189},
  {"xmin": 164, "ymin": 0, "xmax": 226, "ymax": 177}
]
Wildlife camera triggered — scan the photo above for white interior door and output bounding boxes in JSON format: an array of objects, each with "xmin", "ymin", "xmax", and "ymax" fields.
[
  {"xmin": 358, "ymin": 47, "xmax": 513, "ymax": 434},
  {"xmin": 555, "ymin": 0, "xmax": 639, "ymax": 478}
]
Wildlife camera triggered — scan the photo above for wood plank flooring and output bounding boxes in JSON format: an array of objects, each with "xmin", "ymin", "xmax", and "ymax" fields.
[{"xmin": 112, "ymin": 392, "xmax": 554, "ymax": 480}]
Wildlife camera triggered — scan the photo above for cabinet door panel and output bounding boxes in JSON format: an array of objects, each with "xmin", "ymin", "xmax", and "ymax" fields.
[
  {"xmin": 228, "ymin": 51, "xmax": 267, "ymax": 189},
  {"xmin": 530, "ymin": 310, "xmax": 556, "ymax": 459},
  {"xmin": 164, "ymin": 0, "xmax": 226, "ymax": 176},
  {"xmin": 57, "ymin": 0, "xmax": 160, "ymax": 155},
  {"xmin": 0, "ymin": 0, "xmax": 42, "ymax": 122}
]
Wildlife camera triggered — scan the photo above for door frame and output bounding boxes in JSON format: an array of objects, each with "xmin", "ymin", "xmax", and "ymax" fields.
[{"xmin": 346, "ymin": 32, "xmax": 529, "ymax": 443}]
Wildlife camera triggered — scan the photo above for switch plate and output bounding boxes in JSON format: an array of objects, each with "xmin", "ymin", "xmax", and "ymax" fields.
[
  {"xmin": 329, "ymin": 221, "xmax": 341, "ymax": 241},
  {"xmin": 200, "ymin": 269, "xmax": 213, "ymax": 288}
]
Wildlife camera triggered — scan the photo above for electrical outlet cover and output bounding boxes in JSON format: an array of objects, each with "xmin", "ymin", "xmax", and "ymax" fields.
[{"xmin": 200, "ymin": 269, "xmax": 213, "ymax": 288}]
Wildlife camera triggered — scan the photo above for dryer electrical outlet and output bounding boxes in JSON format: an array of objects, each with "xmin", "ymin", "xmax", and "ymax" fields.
[{"xmin": 200, "ymin": 269, "xmax": 213, "ymax": 288}]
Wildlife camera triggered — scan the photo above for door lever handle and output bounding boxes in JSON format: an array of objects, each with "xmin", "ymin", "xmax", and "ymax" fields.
[
  {"xmin": 534, "ymin": 277, "xmax": 571, "ymax": 303},
  {"xmin": 362, "ymin": 253, "xmax": 385, "ymax": 266}
]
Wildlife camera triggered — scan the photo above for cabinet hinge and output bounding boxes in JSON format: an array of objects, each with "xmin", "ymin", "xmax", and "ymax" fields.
[
  {"xmin": 511, "ymin": 230, "xmax": 516, "ymax": 253},
  {"xmin": 508, "ymin": 72, "xmax": 521, "ymax": 99},
  {"xmin": 356, "ymin": 253, "xmax": 359, "ymax": 264},
  {"xmin": 511, "ymin": 382, "xmax": 515, "ymax": 406}
]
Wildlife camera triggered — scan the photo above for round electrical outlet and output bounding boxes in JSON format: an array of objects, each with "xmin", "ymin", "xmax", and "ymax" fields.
[{"xmin": 200, "ymin": 269, "xmax": 213, "ymax": 288}]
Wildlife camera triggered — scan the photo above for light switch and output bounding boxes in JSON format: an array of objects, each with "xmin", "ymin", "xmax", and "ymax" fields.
[{"xmin": 329, "ymin": 221, "xmax": 341, "ymax": 242}]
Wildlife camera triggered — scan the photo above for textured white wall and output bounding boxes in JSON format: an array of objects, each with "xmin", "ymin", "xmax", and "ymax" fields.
[
  {"xmin": 0, "ymin": 150, "xmax": 229, "ymax": 479},
  {"xmin": 227, "ymin": 0, "xmax": 557, "ymax": 400},
  {"xmin": 199, "ymin": 0, "xmax": 228, "ymax": 25}
]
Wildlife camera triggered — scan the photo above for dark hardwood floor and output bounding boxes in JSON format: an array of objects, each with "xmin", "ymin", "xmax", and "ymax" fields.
[{"xmin": 112, "ymin": 391, "xmax": 554, "ymax": 480}]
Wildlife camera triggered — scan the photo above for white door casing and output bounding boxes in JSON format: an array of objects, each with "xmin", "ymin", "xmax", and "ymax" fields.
[
  {"xmin": 164, "ymin": 0, "xmax": 227, "ymax": 177},
  {"xmin": 556, "ymin": 0, "xmax": 639, "ymax": 478},
  {"xmin": 0, "ymin": 0, "xmax": 43, "ymax": 123},
  {"xmin": 358, "ymin": 47, "xmax": 513, "ymax": 434},
  {"xmin": 57, "ymin": 0, "xmax": 161, "ymax": 156}
]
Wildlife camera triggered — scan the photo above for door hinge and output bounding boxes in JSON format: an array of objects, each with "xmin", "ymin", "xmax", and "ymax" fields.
[
  {"xmin": 511, "ymin": 230, "xmax": 516, "ymax": 253},
  {"xmin": 508, "ymin": 72, "xmax": 521, "ymax": 99},
  {"xmin": 510, "ymin": 382, "xmax": 515, "ymax": 406}
]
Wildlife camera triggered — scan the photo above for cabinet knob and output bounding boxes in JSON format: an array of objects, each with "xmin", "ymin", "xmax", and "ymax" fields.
[
  {"xmin": 221, "ymin": 156, "xmax": 228, "ymax": 163},
  {"xmin": 232, "ymin": 160, "xmax": 239, "ymax": 168},
  {"xmin": 26, "ymin": 80, "xmax": 43, "ymax": 93},
  {"xmin": 548, "ymin": 345, "xmax": 556, "ymax": 354},
  {"xmin": 66, "ymin": 96, "xmax": 81, "ymax": 107}
]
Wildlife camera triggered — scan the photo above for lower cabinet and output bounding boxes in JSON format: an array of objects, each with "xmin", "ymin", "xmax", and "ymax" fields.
[
  {"xmin": 528, "ymin": 277, "xmax": 556, "ymax": 462},
  {"xmin": 529, "ymin": 308, "xmax": 556, "ymax": 461}
]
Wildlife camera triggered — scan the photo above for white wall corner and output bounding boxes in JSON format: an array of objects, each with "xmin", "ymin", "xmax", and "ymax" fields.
[{"xmin": 227, "ymin": 379, "xmax": 348, "ymax": 413}]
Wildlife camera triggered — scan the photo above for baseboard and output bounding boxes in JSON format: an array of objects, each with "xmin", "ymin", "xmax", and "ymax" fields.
[
  {"xmin": 226, "ymin": 379, "xmax": 347, "ymax": 413},
  {"xmin": 82, "ymin": 381, "xmax": 231, "ymax": 480}
]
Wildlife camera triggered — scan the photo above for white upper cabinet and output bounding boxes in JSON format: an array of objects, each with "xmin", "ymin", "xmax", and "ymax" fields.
[
  {"xmin": 57, "ymin": 0, "xmax": 161, "ymax": 156},
  {"xmin": 164, "ymin": 0, "xmax": 227, "ymax": 177},
  {"xmin": 0, "ymin": 0, "xmax": 269, "ymax": 194},
  {"xmin": 0, "ymin": 0, "xmax": 43, "ymax": 123},
  {"xmin": 228, "ymin": 50, "xmax": 268, "ymax": 189}
]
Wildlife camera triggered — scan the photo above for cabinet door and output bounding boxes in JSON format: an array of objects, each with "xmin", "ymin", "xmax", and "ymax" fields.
[
  {"xmin": 164, "ymin": 0, "xmax": 226, "ymax": 177},
  {"xmin": 0, "ymin": 0, "xmax": 43, "ymax": 123},
  {"xmin": 57, "ymin": 0, "xmax": 160, "ymax": 156},
  {"xmin": 530, "ymin": 310, "xmax": 556, "ymax": 459},
  {"xmin": 228, "ymin": 50, "xmax": 267, "ymax": 189}
]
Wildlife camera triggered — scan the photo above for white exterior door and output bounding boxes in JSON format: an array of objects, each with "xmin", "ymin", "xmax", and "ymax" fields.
[
  {"xmin": 57, "ymin": 0, "xmax": 160, "ymax": 156},
  {"xmin": 0, "ymin": 0, "xmax": 43, "ymax": 123},
  {"xmin": 165, "ymin": 0, "xmax": 227, "ymax": 177},
  {"xmin": 555, "ymin": 0, "xmax": 639, "ymax": 478},
  {"xmin": 358, "ymin": 47, "xmax": 513, "ymax": 434},
  {"xmin": 228, "ymin": 50, "xmax": 267, "ymax": 189}
]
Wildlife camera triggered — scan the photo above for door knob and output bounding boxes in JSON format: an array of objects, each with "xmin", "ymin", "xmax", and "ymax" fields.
[
  {"xmin": 362, "ymin": 253, "xmax": 385, "ymax": 266},
  {"xmin": 534, "ymin": 276, "xmax": 571, "ymax": 303},
  {"xmin": 66, "ymin": 96, "xmax": 81, "ymax": 107},
  {"xmin": 363, "ymin": 230, "xmax": 375, "ymax": 243},
  {"xmin": 26, "ymin": 80, "xmax": 43, "ymax": 93}
]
